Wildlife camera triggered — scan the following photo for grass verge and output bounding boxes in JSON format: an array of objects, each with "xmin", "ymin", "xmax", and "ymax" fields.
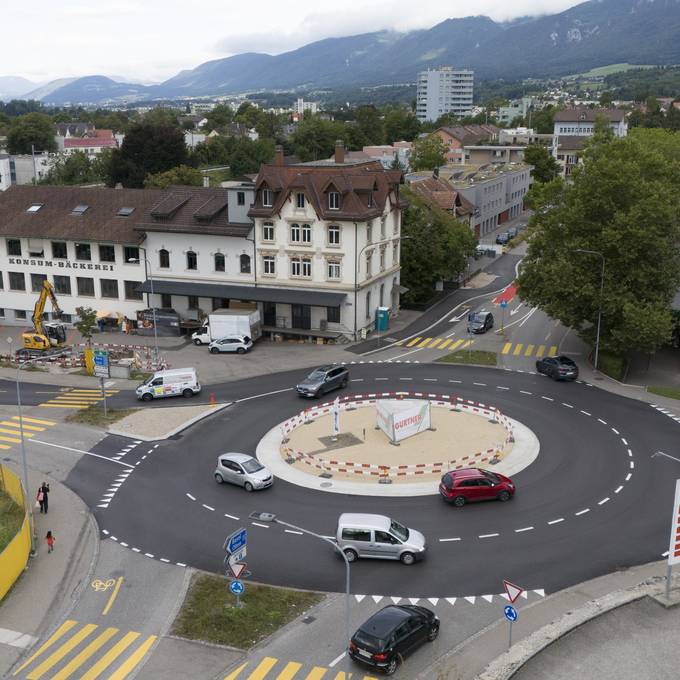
[
  {"xmin": 0, "ymin": 489, "xmax": 24, "ymax": 553},
  {"xmin": 66, "ymin": 407, "xmax": 139, "ymax": 427},
  {"xmin": 171, "ymin": 573, "xmax": 323, "ymax": 649},
  {"xmin": 647, "ymin": 386, "xmax": 680, "ymax": 401},
  {"xmin": 436, "ymin": 350, "xmax": 497, "ymax": 366}
]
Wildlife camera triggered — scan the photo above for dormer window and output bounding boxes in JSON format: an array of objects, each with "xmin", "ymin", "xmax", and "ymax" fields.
[
  {"xmin": 26, "ymin": 204, "xmax": 43, "ymax": 213},
  {"xmin": 296, "ymin": 193, "xmax": 305, "ymax": 208},
  {"xmin": 262, "ymin": 188, "xmax": 273, "ymax": 207},
  {"xmin": 328, "ymin": 191, "xmax": 340, "ymax": 210},
  {"xmin": 368, "ymin": 192, "xmax": 374, "ymax": 208},
  {"xmin": 72, "ymin": 204, "xmax": 89, "ymax": 216}
]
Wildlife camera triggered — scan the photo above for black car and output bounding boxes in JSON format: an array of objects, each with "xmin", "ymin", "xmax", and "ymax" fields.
[
  {"xmin": 536, "ymin": 355, "xmax": 579, "ymax": 381},
  {"xmin": 295, "ymin": 365, "xmax": 349, "ymax": 397},
  {"xmin": 496, "ymin": 232, "xmax": 511, "ymax": 245},
  {"xmin": 349, "ymin": 605, "xmax": 439, "ymax": 675},
  {"xmin": 467, "ymin": 311, "xmax": 494, "ymax": 334}
]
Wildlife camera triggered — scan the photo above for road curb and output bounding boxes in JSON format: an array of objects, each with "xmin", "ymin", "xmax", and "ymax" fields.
[{"xmin": 107, "ymin": 402, "xmax": 232, "ymax": 441}]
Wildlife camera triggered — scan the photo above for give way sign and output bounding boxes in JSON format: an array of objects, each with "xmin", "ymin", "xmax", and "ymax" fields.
[{"xmin": 503, "ymin": 579, "xmax": 524, "ymax": 604}]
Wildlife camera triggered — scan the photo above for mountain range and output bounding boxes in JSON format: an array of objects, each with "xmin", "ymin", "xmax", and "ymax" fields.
[{"xmin": 5, "ymin": 0, "xmax": 680, "ymax": 106}]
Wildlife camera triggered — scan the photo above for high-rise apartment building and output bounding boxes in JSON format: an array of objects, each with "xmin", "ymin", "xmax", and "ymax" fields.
[{"xmin": 416, "ymin": 67, "xmax": 474, "ymax": 123}]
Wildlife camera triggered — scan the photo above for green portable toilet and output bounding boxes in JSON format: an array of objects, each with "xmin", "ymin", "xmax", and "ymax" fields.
[{"xmin": 375, "ymin": 307, "xmax": 390, "ymax": 332}]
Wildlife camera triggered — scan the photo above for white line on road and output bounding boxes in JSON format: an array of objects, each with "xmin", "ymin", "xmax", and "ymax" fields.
[
  {"xmin": 496, "ymin": 386, "xmax": 510, "ymax": 390},
  {"xmin": 575, "ymin": 509, "xmax": 590, "ymax": 516},
  {"xmin": 449, "ymin": 380, "xmax": 462, "ymax": 384},
  {"xmin": 177, "ymin": 562, "xmax": 187, "ymax": 567},
  {"xmin": 400, "ymin": 377, "xmax": 413, "ymax": 381},
  {"xmin": 224, "ymin": 513, "xmax": 239, "ymax": 520},
  {"xmin": 630, "ymin": 461, "xmax": 635, "ymax": 469},
  {"xmin": 628, "ymin": 449, "xmax": 633, "ymax": 457},
  {"xmin": 160, "ymin": 558, "xmax": 170, "ymax": 563},
  {"xmin": 351, "ymin": 379, "xmax": 364, "ymax": 382},
  {"xmin": 473, "ymin": 382, "xmax": 487, "ymax": 387},
  {"xmin": 479, "ymin": 533, "xmax": 499, "ymax": 539},
  {"xmin": 611, "ymin": 428, "xmax": 619, "ymax": 435},
  {"xmin": 144, "ymin": 553, "xmax": 154, "ymax": 558},
  {"xmin": 562, "ymin": 403, "xmax": 573, "ymax": 408},
  {"xmin": 598, "ymin": 497, "xmax": 610, "ymax": 505},
  {"xmin": 614, "ymin": 486, "xmax": 623, "ymax": 493},
  {"xmin": 202, "ymin": 504, "xmax": 215, "ymax": 511},
  {"xmin": 597, "ymin": 418, "xmax": 607, "ymax": 425},
  {"xmin": 439, "ymin": 537, "xmax": 462, "ymax": 542},
  {"xmin": 548, "ymin": 518, "xmax": 564, "ymax": 524},
  {"xmin": 28, "ymin": 440, "xmax": 135, "ymax": 468},
  {"xmin": 541, "ymin": 396, "xmax": 553, "ymax": 402},
  {"xmin": 131, "ymin": 547, "xmax": 140, "ymax": 553},
  {"xmin": 520, "ymin": 390, "xmax": 532, "ymax": 395},
  {"xmin": 375, "ymin": 377, "xmax": 388, "ymax": 381},
  {"xmin": 236, "ymin": 388, "xmax": 293, "ymax": 403},
  {"xmin": 285, "ymin": 529, "xmax": 303, "ymax": 535},
  {"xmin": 251, "ymin": 522, "xmax": 270, "ymax": 529},
  {"xmin": 625, "ymin": 473, "xmax": 632, "ymax": 481},
  {"xmin": 186, "ymin": 493, "xmax": 196, "ymax": 501},
  {"xmin": 514, "ymin": 527, "xmax": 534, "ymax": 533},
  {"xmin": 621, "ymin": 438, "xmax": 628, "ymax": 445},
  {"xmin": 329, "ymin": 652, "xmax": 346, "ymax": 668},
  {"xmin": 518, "ymin": 306, "xmax": 538, "ymax": 328},
  {"xmin": 424, "ymin": 378, "xmax": 437, "ymax": 382},
  {"xmin": 581, "ymin": 410, "xmax": 591, "ymax": 416}
]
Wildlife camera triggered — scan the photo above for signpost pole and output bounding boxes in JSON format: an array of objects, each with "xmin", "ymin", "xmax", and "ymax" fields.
[
  {"xmin": 508, "ymin": 619, "xmax": 513, "ymax": 650},
  {"xmin": 665, "ymin": 479, "xmax": 680, "ymax": 600},
  {"xmin": 666, "ymin": 563, "xmax": 672, "ymax": 601},
  {"xmin": 100, "ymin": 377, "xmax": 107, "ymax": 418}
]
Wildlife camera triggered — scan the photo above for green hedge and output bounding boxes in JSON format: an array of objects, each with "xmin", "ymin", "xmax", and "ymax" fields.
[{"xmin": 596, "ymin": 351, "xmax": 627, "ymax": 382}]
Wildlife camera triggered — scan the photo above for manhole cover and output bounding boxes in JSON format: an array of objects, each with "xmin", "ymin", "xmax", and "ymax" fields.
[{"xmin": 320, "ymin": 482, "xmax": 333, "ymax": 488}]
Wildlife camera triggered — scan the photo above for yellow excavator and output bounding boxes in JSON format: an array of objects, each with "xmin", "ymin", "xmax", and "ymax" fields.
[{"xmin": 22, "ymin": 280, "xmax": 68, "ymax": 351}]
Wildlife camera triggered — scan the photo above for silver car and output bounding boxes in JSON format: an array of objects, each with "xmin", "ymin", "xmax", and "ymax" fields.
[
  {"xmin": 209, "ymin": 335, "xmax": 253, "ymax": 355},
  {"xmin": 214, "ymin": 453, "xmax": 273, "ymax": 492},
  {"xmin": 336, "ymin": 513, "xmax": 427, "ymax": 565}
]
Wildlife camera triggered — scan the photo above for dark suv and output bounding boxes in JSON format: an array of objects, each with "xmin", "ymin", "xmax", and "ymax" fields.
[
  {"xmin": 467, "ymin": 311, "xmax": 494, "ymax": 334},
  {"xmin": 349, "ymin": 605, "xmax": 439, "ymax": 675},
  {"xmin": 536, "ymin": 355, "xmax": 579, "ymax": 381},
  {"xmin": 295, "ymin": 365, "xmax": 349, "ymax": 397},
  {"xmin": 439, "ymin": 467, "xmax": 515, "ymax": 507}
]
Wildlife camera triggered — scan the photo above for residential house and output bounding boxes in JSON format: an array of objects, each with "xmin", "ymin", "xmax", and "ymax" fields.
[
  {"xmin": 433, "ymin": 125, "xmax": 500, "ymax": 164},
  {"xmin": 416, "ymin": 67, "xmax": 474, "ymax": 122},
  {"xmin": 408, "ymin": 176, "xmax": 474, "ymax": 230},
  {"xmin": 57, "ymin": 129, "xmax": 119, "ymax": 158},
  {"xmin": 554, "ymin": 136, "xmax": 588, "ymax": 179},
  {"xmin": 552, "ymin": 108, "xmax": 628, "ymax": 138}
]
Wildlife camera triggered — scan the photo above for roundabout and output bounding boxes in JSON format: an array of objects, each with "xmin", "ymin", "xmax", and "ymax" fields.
[{"xmin": 67, "ymin": 362, "xmax": 680, "ymax": 599}]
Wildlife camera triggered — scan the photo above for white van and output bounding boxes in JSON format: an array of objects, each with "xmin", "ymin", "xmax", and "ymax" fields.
[{"xmin": 135, "ymin": 368, "xmax": 201, "ymax": 401}]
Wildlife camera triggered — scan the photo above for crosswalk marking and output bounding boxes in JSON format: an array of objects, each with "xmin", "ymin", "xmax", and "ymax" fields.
[
  {"xmin": 224, "ymin": 664, "xmax": 248, "ymax": 680},
  {"xmin": 107, "ymin": 634, "xmax": 157, "ymax": 680},
  {"xmin": 304, "ymin": 668, "xmax": 328, "ymax": 680},
  {"xmin": 26, "ymin": 623, "xmax": 98, "ymax": 679},
  {"xmin": 39, "ymin": 388, "xmax": 119, "ymax": 410},
  {"xmin": 502, "ymin": 342, "xmax": 512, "ymax": 355},
  {"xmin": 12, "ymin": 416, "xmax": 57, "ymax": 426},
  {"xmin": 512, "ymin": 344, "xmax": 523, "ymax": 356},
  {"xmin": 0, "ymin": 434, "xmax": 22, "ymax": 444},
  {"xmin": 246, "ymin": 657, "xmax": 278, "ymax": 680},
  {"xmin": 536, "ymin": 345, "xmax": 545, "ymax": 357},
  {"xmin": 429, "ymin": 338, "xmax": 442, "ymax": 349},
  {"xmin": 548, "ymin": 346, "xmax": 558, "ymax": 357},
  {"xmin": 276, "ymin": 661, "xmax": 303, "ymax": 680},
  {"xmin": 79, "ymin": 631, "xmax": 140, "ymax": 680},
  {"xmin": 406, "ymin": 337, "xmax": 421, "ymax": 347},
  {"xmin": 223, "ymin": 658, "xmax": 379, "ymax": 680},
  {"xmin": 0, "ymin": 428, "xmax": 34, "ymax": 438},
  {"xmin": 417, "ymin": 337, "xmax": 432, "ymax": 348},
  {"xmin": 13, "ymin": 620, "xmax": 78, "ymax": 675},
  {"xmin": 439, "ymin": 338, "xmax": 452, "ymax": 349},
  {"xmin": 0, "ymin": 421, "xmax": 45, "ymax": 431},
  {"xmin": 449, "ymin": 339, "xmax": 464, "ymax": 351},
  {"xmin": 396, "ymin": 336, "xmax": 559, "ymax": 358},
  {"xmin": 49, "ymin": 628, "xmax": 119, "ymax": 680},
  {"xmin": 524, "ymin": 344, "xmax": 535, "ymax": 356}
]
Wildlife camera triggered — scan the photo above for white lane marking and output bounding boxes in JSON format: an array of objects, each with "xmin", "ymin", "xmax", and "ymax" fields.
[
  {"xmin": 224, "ymin": 513, "xmax": 240, "ymax": 520},
  {"xmin": 131, "ymin": 547, "xmax": 140, "ymax": 553},
  {"xmin": 424, "ymin": 378, "xmax": 437, "ymax": 382},
  {"xmin": 351, "ymin": 379, "xmax": 364, "ymax": 382},
  {"xmin": 541, "ymin": 396, "xmax": 554, "ymax": 402},
  {"xmin": 110, "ymin": 536, "xmax": 118, "ymax": 542},
  {"xmin": 236, "ymin": 388, "xmax": 293, "ymax": 402},
  {"xmin": 449, "ymin": 380, "xmax": 462, "ymax": 384},
  {"xmin": 497, "ymin": 386, "xmax": 510, "ymax": 390},
  {"xmin": 611, "ymin": 428, "xmax": 619, "ymax": 435},
  {"xmin": 202, "ymin": 504, "xmax": 215, "ymax": 511},
  {"xmin": 628, "ymin": 449, "xmax": 633, "ymax": 457},
  {"xmin": 581, "ymin": 410, "xmax": 591, "ymax": 416},
  {"xmin": 102, "ymin": 530, "xmax": 110, "ymax": 535},
  {"xmin": 186, "ymin": 493, "xmax": 196, "ymax": 501},
  {"xmin": 520, "ymin": 390, "xmax": 532, "ymax": 395},
  {"xmin": 597, "ymin": 418, "xmax": 607, "ymax": 425},
  {"xmin": 160, "ymin": 558, "xmax": 170, "ymax": 563},
  {"xmin": 388, "ymin": 346, "xmax": 425, "ymax": 361},
  {"xmin": 562, "ymin": 403, "xmax": 573, "ymax": 408},
  {"xmin": 518, "ymin": 307, "xmax": 538, "ymax": 328},
  {"xmin": 598, "ymin": 497, "xmax": 610, "ymax": 505},
  {"xmin": 144, "ymin": 553, "xmax": 154, "ymax": 558},
  {"xmin": 28, "ymin": 440, "xmax": 135, "ymax": 468},
  {"xmin": 514, "ymin": 527, "xmax": 534, "ymax": 533},
  {"xmin": 177, "ymin": 562, "xmax": 187, "ymax": 567},
  {"xmin": 615, "ymin": 485, "xmax": 624, "ymax": 493},
  {"xmin": 621, "ymin": 438, "xmax": 628, "ymax": 445},
  {"xmin": 375, "ymin": 378, "xmax": 388, "ymax": 381},
  {"xmin": 625, "ymin": 473, "xmax": 632, "ymax": 481},
  {"xmin": 329, "ymin": 651, "xmax": 346, "ymax": 668},
  {"xmin": 0, "ymin": 628, "xmax": 38, "ymax": 648},
  {"xmin": 120, "ymin": 542, "xmax": 128, "ymax": 547},
  {"xmin": 479, "ymin": 533, "xmax": 499, "ymax": 539},
  {"xmin": 439, "ymin": 537, "xmax": 462, "ymax": 542},
  {"xmin": 251, "ymin": 522, "xmax": 270, "ymax": 529},
  {"xmin": 400, "ymin": 377, "xmax": 413, "ymax": 381},
  {"xmin": 285, "ymin": 529, "xmax": 303, "ymax": 535},
  {"xmin": 547, "ymin": 518, "xmax": 564, "ymax": 525},
  {"xmin": 575, "ymin": 509, "xmax": 590, "ymax": 516},
  {"xmin": 473, "ymin": 382, "xmax": 487, "ymax": 387}
]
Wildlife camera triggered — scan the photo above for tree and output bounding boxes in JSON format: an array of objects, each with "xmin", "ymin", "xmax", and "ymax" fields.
[
  {"xmin": 355, "ymin": 106, "xmax": 385, "ymax": 145},
  {"xmin": 228, "ymin": 138, "xmax": 275, "ymax": 177},
  {"xmin": 144, "ymin": 107, "xmax": 182, "ymax": 127},
  {"xmin": 40, "ymin": 151, "xmax": 105, "ymax": 186},
  {"xmin": 74, "ymin": 306, "xmax": 98, "ymax": 345},
  {"xmin": 144, "ymin": 164, "xmax": 203, "ymax": 188},
  {"xmin": 410, "ymin": 135, "xmax": 447, "ymax": 171},
  {"xmin": 517, "ymin": 130, "xmax": 680, "ymax": 357},
  {"xmin": 531, "ymin": 105, "xmax": 558, "ymax": 134},
  {"xmin": 384, "ymin": 108, "xmax": 420, "ymax": 143},
  {"xmin": 291, "ymin": 117, "xmax": 344, "ymax": 161},
  {"xmin": 204, "ymin": 104, "xmax": 234, "ymax": 132},
  {"xmin": 524, "ymin": 145, "xmax": 560, "ymax": 183},
  {"xmin": 7, "ymin": 113, "xmax": 57, "ymax": 154},
  {"xmin": 400, "ymin": 188, "xmax": 477, "ymax": 304}
]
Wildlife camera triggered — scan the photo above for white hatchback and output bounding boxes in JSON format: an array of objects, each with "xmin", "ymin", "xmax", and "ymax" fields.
[
  {"xmin": 214, "ymin": 453, "xmax": 273, "ymax": 492},
  {"xmin": 208, "ymin": 335, "xmax": 253, "ymax": 355}
]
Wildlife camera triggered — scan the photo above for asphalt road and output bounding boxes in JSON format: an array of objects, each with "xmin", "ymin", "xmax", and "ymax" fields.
[{"xmin": 60, "ymin": 362, "xmax": 680, "ymax": 601}]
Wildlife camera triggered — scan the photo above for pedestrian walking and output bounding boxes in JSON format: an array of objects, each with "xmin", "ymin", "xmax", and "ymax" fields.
[
  {"xmin": 45, "ymin": 531, "xmax": 55, "ymax": 553},
  {"xmin": 36, "ymin": 487, "xmax": 45, "ymax": 513},
  {"xmin": 40, "ymin": 481, "xmax": 50, "ymax": 514}
]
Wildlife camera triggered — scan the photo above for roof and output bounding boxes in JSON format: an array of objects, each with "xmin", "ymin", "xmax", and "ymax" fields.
[
  {"xmin": 338, "ymin": 513, "xmax": 391, "ymax": 530},
  {"xmin": 358, "ymin": 607, "xmax": 412, "ymax": 637},
  {"xmin": 0, "ymin": 185, "xmax": 162, "ymax": 244},
  {"xmin": 553, "ymin": 108, "xmax": 625, "ymax": 123},
  {"xmin": 557, "ymin": 136, "xmax": 589, "ymax": 151},
  {"xmin": 436, "ymin": 124, "xmax": 500, "ymax": 145},
  {"xmin": 137, "ymin": 279, "xmax": 346, "ymax": 307},
  {"xmin": 249, "ymin": 160, "xmax": 406, "ymax": 222},
  {"xmin": 409, "ymin": 177, "xmax": 473, "ymax": 215},
  {"xmin": 64, "ymin": 137, "xmax": 118, "ymax": 148}
]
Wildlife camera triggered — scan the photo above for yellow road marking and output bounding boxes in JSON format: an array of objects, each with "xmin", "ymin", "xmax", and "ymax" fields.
[
  {"xmin": 439, "ymin": 338, "xmax": 452, "ymax": 350},
  {"xmin": 0, "ymin": 428, "xmax": 33, "ymax": 438},
  {"xmin": 406, "ymin": 337, "xmax": 421, "ymax": 347},
  {"xmin": 26, "ymin": 623, "xmax": 97, "ymax": 679},
  {"xmin": 395, "ymin": 340, "xmax": 404, "ymax": 346},
  {"xmin": 549, "ymin": 346, "xmax": 558, "ymax": 357},
  {"xmin": 50, "ymin": 628, "xmax": 119, "ymax": 680},
  {"xmin": 525, "ymin": 344, "xmax": 535, "ymax": 356},
  {"xmin": 51, "ymin": 396, "xmax": 102, "ymax": 401},
  {"xmin": 0, "ymin": 421, "xmax": 45, "ymax": 431},
  {"xmin": 303, "ymin": 667, "xmax": 328, "ymax": 680},
  {"xmin": 536, "ymin": 345, "xmax": 546, "ymax": 357},
  {"xmin": 106, "ymin": 634, "xmax": 157, "ymax": 680},
  {"xmin": 223, "ymin": 663, "xmax": 247, "ymax": 680},
  {"xmin": 0, "ymin": 435, "xmax": 22, "ymax": 444},
  {"xmin": 461, "ymin": 340, "xmax": 473, "ymax": 349},
  {"xmin": 417, "ymin": 337, "xmax": 432, "ymax": 348},
  {"xmin": 277, "ymin": 661, "xmax": 303, "ymax": 680},
  {"xmin": 429, "ymin": 338, "xmax": 442, "ymax": 349},
  {"xmin": 11, "ymin": 416, "xmax": 56, "ymax": 426},
  {"xmin": 12, "ymin": 620, "xmax": 78, "ymax": 675},
  {"xmin": 0, "ymin": 444, "xmax": 10, "ymax": 450},
  {"xmin": 501, "ymin": 342, "xmax": 512, "ymax": 355},
  {"xmin": 244, "ymin": 657, "xmax": 278, "ymax": 680},
  {"xmin": 513, "ymin": 344, "xmax": 523, "ymax": 356},
  {"xmin": 79, "ymin": 631, "xmax": 140, "ymax": 680},
  {"xmin": 449, "ymin": 339, "xmax": 463, "ymax": 351},
  {"xmin": 102, "ymin": 577, "xmax": 123, "ymax": 616},
  {"xmin": 40, "ymin": 404, "xmax": 89, "ymax": 409}
]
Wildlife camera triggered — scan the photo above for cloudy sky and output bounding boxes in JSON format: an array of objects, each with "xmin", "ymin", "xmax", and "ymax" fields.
[{"xmin": 5, "ymin": 0, "xmax": 584, "ymax": 84}]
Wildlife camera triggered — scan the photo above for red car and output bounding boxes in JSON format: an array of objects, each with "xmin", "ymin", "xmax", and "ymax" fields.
[{"xmin": 439, "ymin": 467, "xmax": 515, "ymax": 507}]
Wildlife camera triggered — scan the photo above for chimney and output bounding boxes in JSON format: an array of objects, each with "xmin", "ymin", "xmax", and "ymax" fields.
[
  {"xmin": 202, "ymin": 175, "xmax": 210, "ymax": 188},
  {"xmin": 334, "ymin": 140, "xmax": 345, "ymax": 164},
  {"xmin": 274, "ymin": 145, "xmax": 284, "ymax": 166}
]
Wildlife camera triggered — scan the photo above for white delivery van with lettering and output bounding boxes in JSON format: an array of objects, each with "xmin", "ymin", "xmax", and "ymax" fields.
[{"xmin": 136, "ymin": 368, "xmax": 201, "ymax": 401}]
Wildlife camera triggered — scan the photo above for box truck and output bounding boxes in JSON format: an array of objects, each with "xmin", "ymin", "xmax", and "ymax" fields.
[{"xmin": 191, "ymin": 309, "xmax": 262, "ymax": 345}]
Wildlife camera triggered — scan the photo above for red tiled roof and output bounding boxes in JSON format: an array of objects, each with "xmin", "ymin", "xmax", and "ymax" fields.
[
  {"xmin": 409, "ymin": 177, "xmax": 473, "ymax": 215},
  {"xmin": 64, "ymin": 138, "xmax": 118, "ymax": 148}
]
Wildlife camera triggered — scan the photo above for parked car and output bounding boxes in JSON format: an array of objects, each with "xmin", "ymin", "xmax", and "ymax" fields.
[
  {"xmin": 336, "ymin": 513, "xmax": 427, "ymax": 565},
  {"xmin": 536, "ymin": 355, "xmax": 579, "ymax": 381},
  {"xmin": 349, "ymin": 604, "xmax": 439, "ymax": 675},
  {"xmin": 516, "ymin": 221, "xmax": 528, "ymax": 232},
  {"xmin": 467, "ymin": 311, "xmax": 494, "ymax": 334},
  {"xmin": 214, "ymin": 453, "xmax": 273, "ymax": 492},
  {"xmin": 208, "ymin": 335, "xmax": 253, "ymax": 355},
  {"xmin": 507, "ymin": 226, "xmax": 518, "ymax": 238},
  {"xmin": 496, "ymin": 232, "xmax": 511, "ymax": 245},
  {"xmin": 439, "ymin": 467, "xmax": 515, "ymax": 507},
  {"xmin": 296, "ymin": 365, "xmax": 349, "ymax": 397},
  {"xmin": 135, "ymin": 368, "xmax": 201, "ymax": 401}
]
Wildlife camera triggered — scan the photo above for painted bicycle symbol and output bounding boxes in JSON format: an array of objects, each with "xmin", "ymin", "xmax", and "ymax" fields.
[{"xmin": 91, "ymin": 578, "xmax": 116, "ymax": 592}]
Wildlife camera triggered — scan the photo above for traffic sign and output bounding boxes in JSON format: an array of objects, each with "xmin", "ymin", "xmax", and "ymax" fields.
[
  {"xmin": 503, "ymin": 579, "xmax": 524, "ymax": 604},
  {"xmin": 500, "ymin": 300, "xmax": 508, "ymax": 309},
  {"xmin": 93, "ymin": 349, "xmax": 110, "ymax": 378},
  {"xmin": 229, "ymin": 562, "xmax": 247, "ymax": 579},
  {"xmin": 229, "ymin": 580, "xmax": 245, "ymax": 595},
  {"xmin": 504, "ymin": 605, "xmax": 518, "ymax": 622},
  {"xmin": 224, "ymin": 528, "xmax": 247, "ymax": 554},
  {"xmin": 228, "ymin": 547, "xmax": 247, "ymax": 565}
]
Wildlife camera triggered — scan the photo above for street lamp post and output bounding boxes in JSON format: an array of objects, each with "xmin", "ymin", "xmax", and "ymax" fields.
[
  {"xmin": 574, "ymin": 249, "xmax": 605, "ymax": 372},
  {"xmin": 128, "ymin": 254, "xmax": 159, "ymax": 367},
  {"xmin": 249, "ymin": 512, "xmax": 352, "ymax": 678}
]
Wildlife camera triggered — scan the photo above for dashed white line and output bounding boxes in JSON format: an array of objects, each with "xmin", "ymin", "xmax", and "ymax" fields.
[
  {"xmin": 399, "ymin": 377, "xmax": 413, "ymax": 381},
  {"xmin": 102, "ymin": 529, "xmax": 109, "ymax": 535},
  {"xmin": 351, "ymin": 379, "xmax": 364, "ymax": 382},
  {"xmin": 520, "ymin": 390, "xmax": 532, "ymax": 395},
  {"xmin": 575, "ymin": 509, "xmax": 590, "ymax": 516},
  {"xmin": 131, "ymin": 548, "xmax": 140, "ymax": 553},
  {"xmin": 160, "ymin": 558, "xmax": 170, "ymax": 563},
  {"xmin": 110, "ymin": 536, "xmax": 118, "ymax": 542},
  {"xmin": 597, "ymin": 418, "xmax": 607, "ymax": 425},
  {"xmin": 625, "ymin": 473, "xmax": 632, "ymax": 481},
  {"xmin": 202, "ymin": 504, "xmax": 215, "ymax": 511},
  {"xmin": 144, "ymin": 553, "xmax": 154, "ymax": 558},
  {"xmin": 224, "ymin": 513, "xmax": 240, "ymax": 520},
  {"xmin": 473, "ymin": 382, "xmax": 487, "ymax": 387},
  {"xmin": 548, "ymin": 518, "xmax": 564, "ymax": 525},
  {"xmin": 186, "ymin": 493, "xmax": 196, "ymax": 501},
  {"xmin": 439, "ymin": 537, "xmax": 462, "ymax": 542},
  {"xmin": 611, "ymin": 428, "xmax": 619, "ymax": 435},
  {"xmin": 285, "ymin": 529, "xmax": 303, "ymax": 535},
  {"xmin": 580, "ymin": 410, "xmax": 591, "ymax": 416},
  {"xmin": 628, "ymin": 449, "xmax": 633, "ymax": 457},
  {"xmin": 375, "ymin": 378, "xmax": 388, "ymax": 381},
  {"xmin": 614, "ymin": 485, "xmax": 623, "ymax": 494},
  {"xmin": 496, "ymin": 386, "xmax": 510, "ymax": 390},
  {"xmin": 177, "ymin": 562, "xmax": 187, "ymax": 567},
  {"xmin": 629, "ymin": 461, "xmax": 635, "ymax": 469},
  {"xmin": 251, "ymin": 522, "xmax": 270, "ymax": 529},
  {"xmin": 562, "ymin": 402, "xmax": 573, "ymax": 409},
  {"xmin": 598, "ymin": 497, "xmax": 610, "ymax": 505},
  {"xmin": 621, "ymin": 438, "xmax": 628, "ymax": 446},
  {"xmin": 541, "ymin": 396, "xmax": 553, "ymax": 402},
  {"xmin": 479, "ymin": 533, "xmax": 499, "ymax": 539},
  {"xmin": 424, "ymin": 378, "xmax": 437, "ymax": 382},
  {"xmin": 120, "ymin": 542, "xmax": 128, "ymax": 547},
  {"xmin": 514, "ymin": 527, "xmax": 534, "ymax": 533},
  {"xmin": 449, "ymin": 380, "xmax": 462, "ymax": 384}
]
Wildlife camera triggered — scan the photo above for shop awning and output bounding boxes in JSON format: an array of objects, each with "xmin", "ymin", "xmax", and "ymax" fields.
[{"xmin": 136, "ymin": 280, "xmax": 347, "ymax": 307}]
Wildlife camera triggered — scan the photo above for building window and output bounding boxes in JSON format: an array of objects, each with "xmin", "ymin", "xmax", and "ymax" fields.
[
  {"xmin": 367, "ymin": 222, "xmax": 372, "ymax": 243},
  {"xmin": 75, "ymin": 243, "xmax": 91, "ymax": 261},
  {"xmin": 161, "ymin": 294, "xmax": 172, "ymax": 308},
  {"xmin": 262, "ymin": 188, "xmax": 273, "ymax": 207},
  {"xmin": 380, "ymin": 217, "xmax": 386, "ymax": 239},
  {"xmin": 159, "ymin": 249, "xmax": 170, "ymax": 268},
  {"xmin": 327, "ymin": 306, "xmax": 340, "ymax": 323},
  {"xmin": 296, "ymin": 193, "xmax": 305, "ymax": 208},
  {"xmin": 99, "ymin": 244, "xmax": 116, "ymax": 263},
  {"xmin": 368, "ymin": 192, "xmax": 374, "ymax": 208},
  {"xmin": 15, "ymin": 310, "xmax": 27, "ymax": 320},
  {"xmin": 53, "ymin": 275, "xmax": 71, "ymax": 295},
  {"xmin": 327, "ymin": 261, "xmax": 341, "ymax": 280},
  {"xmin": 52, "ymin": 241, "xmax": 67, "ymax": 259},
  {"xmin": 100, "ymin": 279, "xmax": 119, "ymax": 299},
  {"xmin": 77, "ymin": 277, "xmax": 95, "ymax": 297},
  {"xmin": 366, "ymin": 252, "xmax": 373, "ymax": 277},
  {"xmin": 0, "ymin": 308, "xmax": 4, "ymax": 318},
  {"xmin": 31, "ymin": 273, "xmax": 47, "ymax": 293},
  {"xmin": 290, "ymin": 257, "xmax": 301, "ymax": 277},
  {"xmin": 380, "ymin": 283, "xmax": 385, "ymax": 307},
  {"xmin": 262, "ymin": 223, "xmax": 275, "ymax": 241},
  {"xmin": 301, "ymin": 223, "xmax": 311, "ymax": 243},
  {"xmin": 240, "ymin": 254, "xmax": 251, "ymax": 274},
  {"xmin": 237, "ymin": 191, "xmax": 245, "ymax": 206},
  {"xmin": 188, "ymin": 295, "xmax": 199, "ymax": 310},
  {"xmin": 290, "ymin": 223, "xmax": 301, "ymax": 243},
  {"xmin": 328, "ymin": 192, "xmax": 340, "ymax": 210},
  {"xmin": 6, "ymin": 239, "xmax": 21, "ymax": 256},
  {"xmin": 214, "ymin": 253, "xmax": 225, "ymax": 272},
  {"xmin": 366, "ymin": 291, "xmax": 372, "ymax": 319},
  {"xmin": 9, "ymin": 272, "xmax": 25, "ymax": 291},
  {"xmin": 124, "ymin": 280, "xmax": 143, "ymax": 301},
  {"xmin": 263, "ymin": 256, "xmax": 276, "ymax": 276},
  {"xmin": 0, "ymin": 272, "xmax": 3, "ymax": 289},
  {"xmin": 393, "ymin": 242, "xmax": 399, "ymax": 263},
  {"xmin": 186, "ymin": 251, "xmax": 197, "ymax": 270},
  {"xmin": 328, "ymin": 225, "xmax": 340, "ymax": 245},
  {"xmin": 302, "ymin": 258, "xmax": 311, "ymax": 277},
  {"xmin": 124, "ymin": 246, "xmax": 139, "ymax": 263}
]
